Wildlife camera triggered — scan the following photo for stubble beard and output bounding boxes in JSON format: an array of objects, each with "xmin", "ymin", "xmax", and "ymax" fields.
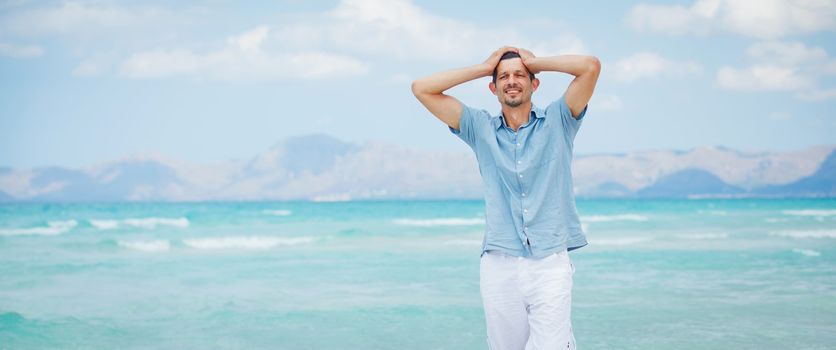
[{"xmin": 503, "ymin": 94, "xmax": 524, "ymax": 108}]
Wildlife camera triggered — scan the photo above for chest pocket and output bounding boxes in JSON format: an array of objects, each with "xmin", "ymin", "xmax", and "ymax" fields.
[{"xmin": 527, "ymin": 123, "xmax": 560, "ymax": 168}]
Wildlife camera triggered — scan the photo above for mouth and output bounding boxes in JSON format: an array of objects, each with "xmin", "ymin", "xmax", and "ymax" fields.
[{"xmin": 504, "ymin": 88, "xmax": 522, "ymax": 96}]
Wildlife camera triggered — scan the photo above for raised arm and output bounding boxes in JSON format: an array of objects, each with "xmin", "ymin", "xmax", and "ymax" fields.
[
  {"xmin": 412, "ymin": 46, "xmax": 517, "ymax": 131},
  {"xmin": 518, "ymin": 50, "xmax": 601, "ymax": 119}
]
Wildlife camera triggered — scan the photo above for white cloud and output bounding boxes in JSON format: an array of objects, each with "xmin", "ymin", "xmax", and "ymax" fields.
[
  {"xmin": 716, "ymin": 41, "xmax": 836, "ymax": 98},
  {"xmin": 593, "ymin": 95, "xmax": 624, "ymax": 111},
  {"xmin": 3, "ymin": 1, "xmax": 171, "ymax": 38},
  {"xmin": 119, "ymin": 26, "xmax": 369, "ymax": 81},
  {"xmin": 627, "ymin": 0, "xmax": 836, "ymax": 38},
  {"xmin": 626, "ymin": 2, "xmax": 715, "ymax": 36},
  {"xmin": 227, "ymin": 25, "xmax": 269, "ymax": 52},
  {"xmin": 70, "ymin": 53, "xmax": 120, "ymax": 77},
  {"xmin": 796, "ymin": 88, "xmax": 836, "ymax": 101},
  {"xmin": 746, "ymin": 41, "xmax": 829, "ymax": 66},
  {"xmin": 717, "ymin": 65, "xmax": 812, "ymax": 91},
  {"xmin": 72, "ymin": 60, "xmax": 103, "ymax": 77},
  {"xmin": 1, "ymin": 0, "xmax": 587, "ymax": 80},
  {"xmin": 274, "ymin": 0, "xmax": 586, "ymax": 63},
  {"xmin": 389, "ymin": 73, "xmax": 412, "ymax": 84},
  {"xmin": 611, "ymin": 52, "xmax": 702, "ymax": 82},
  {"xmin": 0, "ymin": 41, "xmax": 43, "ymax": 57}
]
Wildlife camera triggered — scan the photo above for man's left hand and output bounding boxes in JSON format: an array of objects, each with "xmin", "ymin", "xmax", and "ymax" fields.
[{"xmin": 518, "ymin": 48, "xmax": 540, "ymax": 74}]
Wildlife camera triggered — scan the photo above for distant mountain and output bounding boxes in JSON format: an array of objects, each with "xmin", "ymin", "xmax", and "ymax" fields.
[
  {"xmin": 0, "ymin": 134, "xmax": 832, "ymax": 202},
  {"xmin": 755, "ymin": 150, "xmax": 836, "ymax": 197},
  {"xmin": 572, "ymin": 145, "xmax": 833, "ymax": 194},
  {"xmin": 26, "ymin": 160, "xmax": 184, "ymax": 202},
  {"xmin": 636, "ymin": 168, "xmax": 745, "ymax": 198}
]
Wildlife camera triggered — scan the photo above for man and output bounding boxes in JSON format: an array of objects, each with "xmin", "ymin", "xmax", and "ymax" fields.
[{"xmin": 411, "ymin": 46, "xmax": 600, "ymax": 350}]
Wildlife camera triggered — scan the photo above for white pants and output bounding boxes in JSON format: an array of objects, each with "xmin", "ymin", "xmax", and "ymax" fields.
[{"xmin": 480, "ymin": 249, "xmax": 576, "ymax": 350}]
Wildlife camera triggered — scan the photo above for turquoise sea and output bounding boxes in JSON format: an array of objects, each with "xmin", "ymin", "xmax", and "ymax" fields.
[{"xmin": 1, "ymin": 199, "xmax": 834, "ymax": 349}]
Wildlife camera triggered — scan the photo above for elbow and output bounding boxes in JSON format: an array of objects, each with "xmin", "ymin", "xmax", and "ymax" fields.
[
  {"xmin": 586, "ymin": 56, "xmax": 601, "ymax": 76},
  {"xmin": 411, "ymin": 80, "xmax": 425, "ymax": 97}
]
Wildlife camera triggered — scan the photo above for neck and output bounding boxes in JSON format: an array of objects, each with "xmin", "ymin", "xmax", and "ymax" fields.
[{"xmin": 501, "ymin": 101, "xmax": 532, "ymax": 132}]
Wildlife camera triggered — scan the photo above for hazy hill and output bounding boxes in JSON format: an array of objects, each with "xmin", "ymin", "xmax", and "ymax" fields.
[{"xmin": 0, "ymin": 134, "xmax": 832, "ymax": 202}]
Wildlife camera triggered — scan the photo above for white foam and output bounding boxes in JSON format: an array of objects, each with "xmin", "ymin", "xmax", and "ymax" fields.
[
  {"xmin": 581, "ymin": 214, "xmax": 649, "ymax": 223},
  {"xmin": 123, "ymin": 217, "xmax": 190, "ymax": 229},
  {"xmin": 89, "ymin": 219, "xmax": 120, "ymax": 230},
  {"xmin": 0, "ymin": 220, "xmax": 78, "ymax": 236},
  {"xmin": 89, "ymin": 217, "xmax": 189, "ymax": 230},
  {"xmin": 782, "ymin": 210, "xmax": 836, "ymax": 217},
  {"xmin": 770, "ymin": 230, "xmax": 836, "ymax": 239},
  {"xmin": 182, "ymin": 236, "xmax": 314, "ymax": 250},
  {"xmin": 118, "ymin": 239, "xmax": 171, "ymax": 252},
  {"xmin": 393, "ymin": 218, "xmax": 484, "ymax": 227},
  {"xmin": 590, "ymin": 237, "xmax": 652, "ymax": 246},
  {"xmin": 262, "ymin": 209, "xmax": 292, "ymax": 216},
  {"xmin": 792, "ymin": 248, "xmax": 821, "ymax": 257},
  {"xmin": 679, "ymin": 233, "xmax": 728, "ymax": 240},
  {"xmin": 765, "ymin": 218, "xmax": 788, "ymax": 223}
]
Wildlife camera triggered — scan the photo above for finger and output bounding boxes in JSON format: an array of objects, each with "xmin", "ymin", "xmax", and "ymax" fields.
[{"xmin": 497, "ymin": 46, "xmax": 516, "ymax": 53}]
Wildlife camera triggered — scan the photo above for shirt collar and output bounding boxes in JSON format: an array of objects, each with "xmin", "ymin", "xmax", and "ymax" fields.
[{"xmin": 492, "ymin": 104, "xmax": 545, "ymax": 130}]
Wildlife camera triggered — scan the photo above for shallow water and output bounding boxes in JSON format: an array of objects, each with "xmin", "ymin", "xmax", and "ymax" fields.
[{"xmin": 1, "ymin": 199, "xmax": 834, "ymax": 349}]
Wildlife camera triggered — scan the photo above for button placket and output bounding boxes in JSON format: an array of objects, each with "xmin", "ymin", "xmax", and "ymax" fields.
[{"xmin": 514, "ymin": 133, "xmax": 529, "ymax": 250}]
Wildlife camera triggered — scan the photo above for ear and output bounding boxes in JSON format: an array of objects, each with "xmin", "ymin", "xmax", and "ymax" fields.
[
  {"xmin": 531, "ymin": 77, "xmax": 540, "ymax": 92},
  {"xmin": 489, "ymin": 82, "xmax": 497, "ymax": 95}
]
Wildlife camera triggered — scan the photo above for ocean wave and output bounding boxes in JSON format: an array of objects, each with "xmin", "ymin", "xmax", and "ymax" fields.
[
  {"xmin": 782, "ymin": 210, "xmax": 836, "ymax": 217},
  {"xmin": 697, "ymin": 210, "xmax": 728, "ymax": 216},
  {"xmin": 442, "ymin": 239, "xmax": 481, "ymax": 246},
  {"xmin": 89, "ymin": 217, "xmax": 190, "ymax": 230},
  {"xmin": 0, "ymin": 220, "xmax": 78, "ymax": 236},
  {"xmin": 764, "ymin": 217, "xmax": 789, "ymax": 223},
  {"xmin": 393, "ymin": 218, "xmax": 484, "ymax": 227},
  {"xmin": 590, "ymin": 237, "xmax": 652, "ymax": 246},
  {"xmin": 581, "ymin": 214, "xmax": 649, "ymax": 223},
  {"xmin": 792, "ymin": 248, "xmax": 821, "ymax": 257},
  {"xmin": 679, "ymin": 233, "xmax": 728, "ymax": 240},
  {"xmin": 118, "ymin": 240, "xmax": 171, "ymax": 252},
  {"xmin": 770, "ymin": 230, "xmax": 836, "ymax": 239},
  {"xmin": 182, "ymin": 236, "xmax": 314, "ymax": 250},
  {"xmin": 262, "ymin": 209, "xmax": 292, "ymax": 216},
  {"xmin": 89, "ymin": 219, "xmax": 120, "ymax": 230}
]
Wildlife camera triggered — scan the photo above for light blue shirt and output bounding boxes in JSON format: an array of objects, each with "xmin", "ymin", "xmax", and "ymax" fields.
[{"xmin": 449, "ymin": 96, "xmax": 588, "ymax": 258}]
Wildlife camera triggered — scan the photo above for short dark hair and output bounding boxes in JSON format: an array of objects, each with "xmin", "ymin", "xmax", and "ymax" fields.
[{"xmin": 492, "ymin": 51, "xmax": 535, "ymax": 84}]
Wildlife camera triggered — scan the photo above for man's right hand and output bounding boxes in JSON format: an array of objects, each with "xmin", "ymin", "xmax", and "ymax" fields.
[
  {"xmin": 482, "ymin": 46, "xmax": 518, "ymax": 73},
  {"xmin": 413, "ymin": 47, "xmax": 521, "ymax": 131}
]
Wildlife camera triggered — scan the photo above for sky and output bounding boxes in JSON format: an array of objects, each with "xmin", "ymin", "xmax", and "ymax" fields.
[{"xmin": 1, "ymin": 0, "xmax": 835, "ymax": 168}]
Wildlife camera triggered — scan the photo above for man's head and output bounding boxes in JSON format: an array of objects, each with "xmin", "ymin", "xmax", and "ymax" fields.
[
  {"xmin": 489, "ymin": 51, "xmax": 539, "ymax": 108},
  {"xmin": 492, "ymin": 52, "xmax": 534, "ymax": 83}
]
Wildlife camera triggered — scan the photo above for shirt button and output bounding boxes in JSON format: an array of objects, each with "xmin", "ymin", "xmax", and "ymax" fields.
[
  {"xmin": 516, "ymin": 143, "xmax": 521, "ymax": 147},
  {"xmin": 517, "ymin": 160, "xmax": 522, "ymax": 164},
  {"xmin": 522, "ymin": 192, "xmax": 526, "ymax": 197},
  {"xmin": 519, "ymin": 174, "xmax": 523, "ymax": 178},
  {"xmin": 524, "ymin": 226, "xmax": 528, "ymax": 230},
  {"xmin": 524, "ymin": 209, "xmax": 528, "ymax": 213}
]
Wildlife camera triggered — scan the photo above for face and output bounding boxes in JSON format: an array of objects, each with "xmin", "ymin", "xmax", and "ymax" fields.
[{"xmin": 490, "ymin": 57, "xmax": 538, "ymax": 108}]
